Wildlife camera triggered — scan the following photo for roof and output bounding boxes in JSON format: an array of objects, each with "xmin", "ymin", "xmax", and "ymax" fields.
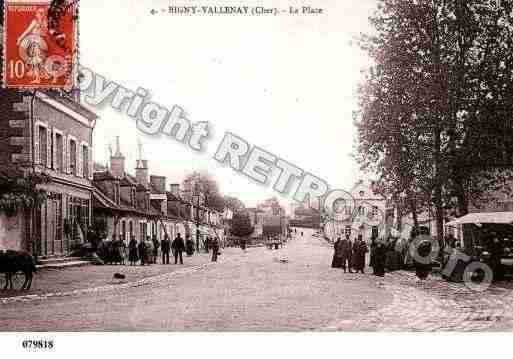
[
  {"xmin": 93, "ymin": 183, "xmax": 160, "ymax": 217},
  {"xmin": 136, "ymin": 183, "xmax": 148, "ymax": 191},
  {"xmin": 126, "ymin": 174, "xmax": 138, "ymax": 183},
  {"xmin": 92, "ymin": 187, "xmax": 118, "ymax": 211},
  {"xmin": 45, "ymin": 90, "xmax": 98, "ymax": 120},
  {"xmin": 94, "ymin": 171, "xmax": 117, "ymax": 181},
  {"xmin": 446, "ymin": 212, "xmax": 513, "ymax": 226},
  {"xmin": 120, "ymin": 176, "xmax": 137, "ymax": 187},
  {"xmin": 150, "ymin": 184, "xmax": 165, "ymax": 194}
]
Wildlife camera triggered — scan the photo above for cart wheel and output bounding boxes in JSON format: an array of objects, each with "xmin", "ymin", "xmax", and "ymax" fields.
[
  {"xmin": 0, "ymin": 272, "xmax": 26, "ymax": 290},
  {"xmin": 12, "ymin": 272, "xmax": 27, "ymax": 289}
]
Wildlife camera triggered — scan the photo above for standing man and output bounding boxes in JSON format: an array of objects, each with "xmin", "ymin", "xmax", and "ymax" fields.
[
  {"xmin": 152, "ymin": 236, "xmax": 160, "ymax": 264},
  {"xmin": 340, "ymin": 235, "xmax": 353, "ymax": 273},
  {"xmin": 211, "ymin": 236, "xmax": 220, "ymax": 262},
  {"xmin": 161, "ymin": 234, "xmax": 171, "ymax": 265},
  {"xmin": 490, "ymin": 236, "xmax": 503, "ymax": 281},
  {"xmin": 205, "ymin": 236, "xmax": 211, "ymax": 253},
  {"xmin": 138, "ymin": 239, "xmax": 147, "ymax": 266},
  {"xmin": 172, "ymin": 233, "xmax": 185, "ymax": 265},
  {"xmin": 352, "ymin": 235, "xmax": 368, "ymax": 274}
]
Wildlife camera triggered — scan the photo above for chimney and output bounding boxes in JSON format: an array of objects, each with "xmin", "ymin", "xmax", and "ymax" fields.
[
  {"xmin": 135, "ymin": 160, "xmax": 149, "ymax": 187},
  {"xmin": 150, "ymin": 175, "xmax": 166, "ymax": 193},
  {"xmin": 170, "ymin": 183, "xmax": 180, "ymax": 197},
  {"xmin": 135, "ymin": 140, "xmax": 149, "ymax": 187},
  {"xmin": 110, "ymin": 136, "xmax": 125, "ymax": 178}
]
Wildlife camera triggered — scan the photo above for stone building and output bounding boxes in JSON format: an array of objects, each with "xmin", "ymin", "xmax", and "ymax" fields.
[
  {"xmin": 92, "ymin": 138, "xmax": 225, "ymax": 248},
  {"xmin": 0, "ymin": 90, "xmax": 97, "ymax": 256},
  {"xmin": 323, "ymin": 180, "xmax": 390, "ymax": 243},
  {"xmin": 93, "ymin": 138, "xmax": 170, "ymax": 243}
]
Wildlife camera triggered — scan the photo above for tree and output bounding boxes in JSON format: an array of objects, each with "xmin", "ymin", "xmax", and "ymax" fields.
[
  {"xmin": 224, "ymin": 195, "xmax": 245, "ymax": 212},
  {"xmin": 356, "ymin": 0, "xmax": 513, "ymax": 243},
  {"xmin": 229, "ymin": 211, "xmax": 254, "ymax": 237},
  {"xmin": 183, "ymin": 171, "xmax": 226, "ymax": 212}
]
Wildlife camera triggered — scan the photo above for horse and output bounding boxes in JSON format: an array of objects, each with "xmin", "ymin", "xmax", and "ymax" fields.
[{"xmin": 0, "ymin": 250, "xmax": 37, "ymax": 290}]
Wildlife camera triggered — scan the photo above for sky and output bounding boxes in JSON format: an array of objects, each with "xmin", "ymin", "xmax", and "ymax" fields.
[{"xmin": 79, "ymin": 0, "xmax": 377, "ymax": 209}]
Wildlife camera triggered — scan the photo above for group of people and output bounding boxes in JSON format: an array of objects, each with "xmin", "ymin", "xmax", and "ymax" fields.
[
  {"xmin": 332, "ymin": 234, "xmax": 417, "ymax": 278},
  {"xmin": 126, "ymin": 233, "xmax": 187, "ymax": 265},
  {"xmin": 96, "ymin": 233, "xmax": 222, "ymax": 266},
  {"xmin": 331, "ymin": 235, "xmax": 370, "ymax": 274}
]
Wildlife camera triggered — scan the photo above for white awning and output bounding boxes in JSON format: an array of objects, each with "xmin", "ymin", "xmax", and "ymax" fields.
[{"xmin": 445, "ymin": 212, "xmax": 513, "ymax": 226}]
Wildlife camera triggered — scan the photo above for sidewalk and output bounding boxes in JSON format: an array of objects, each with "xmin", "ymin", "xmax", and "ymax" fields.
[{"xmin": 0, "ymin": 249, "xmax": 236, "ymax": 299}]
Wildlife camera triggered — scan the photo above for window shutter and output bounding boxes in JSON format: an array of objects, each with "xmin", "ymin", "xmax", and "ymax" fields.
[
  {"xmin": 77, "ymin": 143, "xmax": 83, "ymax": 177},
  {"xmin": 88, "ymin": 145, "xmax": 94, "ymax": 180},
  {"xmin": 47, "ymin": 127, "xmax": 52, "ymax": 169},
  {"xmin": 66, "ymin": 136, "xmax": 71, "ymax": 174},
  {"xmin": 62, "ymin": 135, "xmax": 67, "ymax": 174},
  {"xmin": 34, "ymin": 123, "xmax": 40, "ymax": 165},
  {"xmin": 52, "ymin": 128, "xmax": 57, "ymax": 170}
]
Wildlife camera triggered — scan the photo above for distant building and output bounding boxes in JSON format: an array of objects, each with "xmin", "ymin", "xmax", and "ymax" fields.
[{"xmin": 323, "ymin": 180, "xmax": 389, "ymax": 243}]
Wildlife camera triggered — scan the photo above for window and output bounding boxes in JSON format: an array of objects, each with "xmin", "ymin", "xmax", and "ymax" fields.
[
  {"xmin": 39, "ymin": 126, "xmax": 48, "ymax": 167},
  {"xmin": 82, "ymin": 145, "xmax": 89, "ymax": 179},
  {"xmin": 55, "ymin": 133, "xmax": 63, "ymax": 172},
  {"xmin": 372, "ymin": 206, "xmax": 378, "ymax": 216},
  {"xmin": 358, "ymin": 206, "xmax": 364, "ymax": 215},
  {"xmin": 69, "ymin": 139, "xmax": 77, "ymax": 176}
]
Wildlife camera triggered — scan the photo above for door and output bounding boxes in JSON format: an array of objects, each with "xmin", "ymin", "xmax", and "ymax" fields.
[
  {"xmin": 40, "ymin": 201, "xmax": 48, "ymax": 256},
  {"xmin": 40, "ymin": 194, "xmax": 64, "ymax": 257},
  {"xmin": 51, "ymin": 195, "xmax": 63, "ymax": 255}
]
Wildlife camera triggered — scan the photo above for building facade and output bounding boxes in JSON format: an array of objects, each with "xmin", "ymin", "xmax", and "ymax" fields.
[
  {"xmin": 0, "ymin": 90, "xmax": 97, "ymax": 256},
  {"xmin": 323, "ymin": 180, "xmax": 389, "ymax": 243},
  {"xmin": 92, "ymin": 138, "xmax": 225, "ymax": 248}
]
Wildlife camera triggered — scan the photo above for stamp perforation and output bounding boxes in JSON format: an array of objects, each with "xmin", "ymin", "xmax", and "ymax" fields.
[{"xmin": 2, "ymin": 0, "xmax": 78, "ymax": 90}]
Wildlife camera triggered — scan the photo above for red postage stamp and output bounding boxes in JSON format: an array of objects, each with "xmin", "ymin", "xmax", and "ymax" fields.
[{"xmin": 2, "ymin": 0, "xmax": 77, "ymax": 89}]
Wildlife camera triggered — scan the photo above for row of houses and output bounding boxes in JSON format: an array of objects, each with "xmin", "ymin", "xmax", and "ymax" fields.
[
  {"xmin": 92, "ymin": 137, "xmax": 225, "ymax": 249},
  {"xmin": 0, "ymin": 89, "xmax": 225, "ymax": 257}
]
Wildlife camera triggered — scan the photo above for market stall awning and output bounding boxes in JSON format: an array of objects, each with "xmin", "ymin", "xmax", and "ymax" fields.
[{"xmin": 445, "ymin": 212, "xmax": 513, "ymax": 226}]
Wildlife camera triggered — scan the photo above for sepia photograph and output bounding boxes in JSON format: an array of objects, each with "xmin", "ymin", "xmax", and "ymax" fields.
[{"xmin": 0, "ymin": 0, "xmax": 512, "ymax": 357}]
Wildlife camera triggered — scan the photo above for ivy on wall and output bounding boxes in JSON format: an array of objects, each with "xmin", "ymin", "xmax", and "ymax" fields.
[{"xmin": 0, "ymin": 167, "xmax": 50, "ymax": 217}]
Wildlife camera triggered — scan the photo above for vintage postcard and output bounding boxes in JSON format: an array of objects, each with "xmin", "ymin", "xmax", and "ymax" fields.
[{"xmin": 0, "ymin": 0, "xmax": 512, "ymax": 357}]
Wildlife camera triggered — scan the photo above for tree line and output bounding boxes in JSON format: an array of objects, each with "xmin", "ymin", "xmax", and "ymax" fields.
[{"xmin": 355, "ymin": 0, "xmax": 513, "ymax": 241}]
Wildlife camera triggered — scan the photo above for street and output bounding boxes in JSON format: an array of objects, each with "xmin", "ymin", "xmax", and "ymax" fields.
[{"xmin": 2, "ymin": 229, "xmax": 513, "ymax": 331}]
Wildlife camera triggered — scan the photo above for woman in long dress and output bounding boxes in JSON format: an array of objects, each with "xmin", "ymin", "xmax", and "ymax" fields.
[
  {"xmin": 331, "ymin": 237, "xmax": 343, "ymax": 268},
  {"xmin": 372, "ymin": 242, "xmax": 386, "ymax": 277}
]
